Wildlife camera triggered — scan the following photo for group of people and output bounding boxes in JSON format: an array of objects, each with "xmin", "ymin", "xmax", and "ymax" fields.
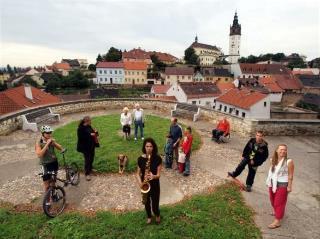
[{"xmin": 35, "ymin": 108, "xmax": 294, "ymax": 228}]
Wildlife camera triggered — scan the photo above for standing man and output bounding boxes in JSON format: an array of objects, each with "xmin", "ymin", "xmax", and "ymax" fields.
[
  {"xmin": 133, "ymin": 103, "xmax": 145, "ymax": 141},
  {"xmin": 228, "ymin": 131, "xmax": 269, "ymax": 192},
  {"xmin": 169, "ymin": 118, "xmax": 183, "ymax": 169}
]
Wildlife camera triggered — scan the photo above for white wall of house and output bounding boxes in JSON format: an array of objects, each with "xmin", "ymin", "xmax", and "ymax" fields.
[
  {"xmin": 166, "ymin": 82, "xmax": 187, "ymax": 102},
  {"xmin": 269, "ymin": 92, "xmax": 282, "ymax": 102},
  {"xmin": 187, "ymin": 97, "xmax": 216, "ymax": 108},
  {"xmin": 230, "ymin": 63, "xmax": 242, "ymax": 78},
  {"xmin": 96, "ymin": 67, "xmax": 124, "ymax": 84},
  {"xmin": 163, "ymin": 74, "xmax": 193, "ymax": 85},
  {"xmin": 215, "ymin": 96, "xmax": 270, "ymax": 119}
]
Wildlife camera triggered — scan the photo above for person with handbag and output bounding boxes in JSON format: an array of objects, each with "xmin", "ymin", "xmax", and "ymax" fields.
[
  {"xmin": 77, "ymin": 116, "xmax": 99, "ymax": 181},
  {"xmin": 180, "ymin": 126, "xmax": 193, "ymax": 176}
]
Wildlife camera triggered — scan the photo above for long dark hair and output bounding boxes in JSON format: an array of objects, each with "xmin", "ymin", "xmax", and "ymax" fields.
[
  {"xmin": 142, "ymin": 137, "xmax": 158, "ymax": 156},
  {"xmin": 79, "ymin": 116, "xmax": 91, "ymax": 127}
]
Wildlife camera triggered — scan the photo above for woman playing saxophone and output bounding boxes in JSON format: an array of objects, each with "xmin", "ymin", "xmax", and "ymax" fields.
[{"xmin": 137, "ymin": 138, "xmax": 162, "ymax": 224}]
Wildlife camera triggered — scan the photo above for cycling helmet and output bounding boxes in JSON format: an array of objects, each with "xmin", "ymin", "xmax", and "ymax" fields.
[{"xmin": 40, "ymin": 125, "xmax": 53, "ymax": 133}]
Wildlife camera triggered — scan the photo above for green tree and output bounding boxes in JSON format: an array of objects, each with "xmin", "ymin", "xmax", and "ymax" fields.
[
  {"xmin": 309, "ymin": 57, "xmax": 320, "ymax": 68},
  {"xmin": 287, "ymin": 57, "xmax": 307, "ymax": 69},
  {"xmin": 214, "ymin": 58, "xmax": 228, "ymax": 65},
  {"xmin": 0, "ymin": 82, "xmax": 7, "ymax": 91},
  {"xmin": 271, "ymin": 53, "xmax": 286, "ymax": 62},
  {"xmin": 96, "ymin": 54, "xmax": 103, "ymax": 63},
  {"xmin": 88, "ymin": 64, "xmax": 96, "ymax": 71},
  {"xmin": 103, "ymin": 47, "xmax": 122, "ymax": 62},
  {"xmin": 7, "ymin": 64, "xmax": 14, "ymax": 76},
  {"xmin": 184, "ymin": 47, "xmax": 199, "ymax": 65}
]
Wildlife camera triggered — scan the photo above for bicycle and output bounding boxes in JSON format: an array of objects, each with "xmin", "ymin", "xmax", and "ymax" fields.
[{"xmin": 40, "ymin": 149, "xmax": 80, "ymax": 218}]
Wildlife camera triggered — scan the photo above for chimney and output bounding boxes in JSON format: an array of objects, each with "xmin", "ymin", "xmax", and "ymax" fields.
[{"xmin": 24, "ymin": 84, "xmax": 33, "ymax": 100}]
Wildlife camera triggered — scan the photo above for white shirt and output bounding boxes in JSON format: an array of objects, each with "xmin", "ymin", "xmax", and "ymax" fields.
[
  {"xmin": 120, "ymin": 112, "xmax": 132, "ymax": 126},
  {"xmin": 266, "ymin": 158, "xmax": 292, "ymax": 193},
  {"xmin": 133, "ymin": 109, "xmax": 143, "ymax": 122}
]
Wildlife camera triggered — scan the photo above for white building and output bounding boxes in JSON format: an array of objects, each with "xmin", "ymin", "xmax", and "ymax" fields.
[
  {"xmin": 96, "ymin": 62, "xmax": 124, "ymax": 84},
  {"xmin": 167, "ymin": 82, "xmax": 220, "ymax": 108},
  {"xmin": 229, "ymin": 12, "xmax": 241, "ymax": 64},
  {"xmin": 215, "ymin": 88, "xmax": 270, "ymax": 119}
]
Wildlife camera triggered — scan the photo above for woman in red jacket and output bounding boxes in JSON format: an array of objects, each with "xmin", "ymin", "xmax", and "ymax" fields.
[{"xmin": 181, "ymin": 126, "xmax": 193, "ymax": 176}]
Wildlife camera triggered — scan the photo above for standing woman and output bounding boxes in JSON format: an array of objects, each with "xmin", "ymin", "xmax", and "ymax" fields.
[
  {"xmin": 137, "ymin": 138, "xmax": 162, "ymax": 224},
  {"xmin": 77, "ymin": 116, "xmax": 98, "ymax": 181},
  {"xmin": 120, "ymin": 107, "xmax": 132, "ymax": 140},
  {"xmin": 266, "ymin": 144, "xmax": 294, "ymax": 229}
]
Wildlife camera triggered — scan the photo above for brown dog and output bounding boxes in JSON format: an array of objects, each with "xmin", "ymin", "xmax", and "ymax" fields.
[{"xmin": 118, "ymin": 154, "xmax": 128, "ymax": 174}]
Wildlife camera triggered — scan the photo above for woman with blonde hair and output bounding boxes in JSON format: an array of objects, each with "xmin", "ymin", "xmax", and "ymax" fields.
[
  {"xmin": 266, "ymin": 144, "xmax": 294, "ymax": 229},
  {"xmin": 120, "ymin": 107, "xmax": 132, "ymax": 140}
]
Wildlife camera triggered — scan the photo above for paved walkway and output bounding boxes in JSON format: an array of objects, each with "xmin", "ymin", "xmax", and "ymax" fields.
[{"xmin": 0, "ymin": 110, "xmax": 319, "ymax": 238}]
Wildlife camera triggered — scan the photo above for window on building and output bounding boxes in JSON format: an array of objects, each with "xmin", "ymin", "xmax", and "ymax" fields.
[
  {"xmin": 167, "ymin": 76, "xmax": 170, "ymax": 79},
  {"xmin": 115, "ymin": 70, "xmax": 117, "ymax": 74},
  {"xmin": 206, "ymin": 102, "xmax": 210, "ymax": 107},
  {"xmin": 142, "ymin": 79, "xmax": 144, "ymax": 82},
  {"xmin": 137, "ymin": 79, "xmax": 139, "ymax": 83},
  {"xmin": 264, "ymin": 102, "xmax": 267, "ymax": 107},
  {"xmin": 224, "ymin": 106, "xmax": 227, "ymax": 112},
  {"xmin": 182, "ymin": 76, "xmax": 185, "ymax": 79},
  {"xmin": 109, "ymin": 70, "xmax": 112, "ymax": 74},
  {"xmin": 100, "ymin": 78, "xmax": 103, "ymax": 81},
  {"xmin": 229, "ymin": 108, "xmax": 233, "ymax": 113},
  {"xmin": 105, "ymin": 78, "xmax": 107, "ymax": 82},
  {"xmin": 192, "ymin": 101, "xmax": 196, "ymax": 104},
  {"xmin": 242, "ymin": 112, "xmax": 246, "ymax": 118},
  {"xmin": 132, "ymin": 71, "xmax": 135, "ymax": 75},
  {"xmin": 188, "ymin": 76, "xmax": 191, "ymax": 79},
  {"xmin": 104, "ymin": 70, "xmax": 107, "ymax": 74},
  {"xmin": 119, "ymin": 70, "xmax": 122, "ymax": 74},
  {"xmin": 219, "ymin": 105, "xmax": 222, "ymax": 111},
  {"xmin": 199, "ymin": 100, "xmax": 201, "ymax": 104},
  {"xmin": 218, "ymin": 78, "xmax": 221, "ymax": 81},
  {"xmin": 142, "ymin": 72, "xmax": 144, "ymax": 75},
  {"xmin": 177, "ymin": 76, "xmax": 179, "ymax": 79},
  {"xmin": 99, "ymin": 70, "xmax": 102, "ymax": 74},
  {"xmin": 137, "ymin": 72, "xmax": 139, "ymax": 75},
  {"xmin": 236, "ymin": 110, "xmax": 239, "ymax": 116},
  {"xmin": 128, "ymin": 71, "xmax": 131, "ymax": 75}
]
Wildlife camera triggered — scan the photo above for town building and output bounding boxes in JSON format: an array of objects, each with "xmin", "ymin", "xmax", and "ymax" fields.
[
  {"xmin": 61, "ymin": 59, "xmax": 81, "ymax": 70},
  {"xmin": 200, "ymin": 67, "xmax": 234, "ymax": 83},
  {"xmin": 122, "ymin": 48, "xmax": 153, "ymax": 68},
  {"xmin": 150, "ymin": 85, "xmax": 171, "ymax": 97},
  {"xmin": 124, "ymin": 61, "xmax": 148, "ymax": 85},
  {"xmin": 190, "ymin": 36, "xmax": 223, "ymax": 66},
  {"xmin": 215, "ymin": 88, "xmax": 270, "ymax": 119},
  {"xmin": 52, "ymin": 63, "xmax": 71, "ymax": 76},
  {"xmin": 162, "ymin": 67, "xmax": 194, "ymax": 85},
  {"xmin": 166, "ymin": 82, "xmax": 220, "ymax": 108},
  {"xmin": 96, "ymin": 62, "xmax": 124, "ymax": 85},
  {"xmin": 229, "ymin": 12, "xmax": 241, "ymax": 64}
]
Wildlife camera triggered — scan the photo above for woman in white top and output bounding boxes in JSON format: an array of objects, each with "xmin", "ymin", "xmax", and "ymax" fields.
[
  {"xmin": 120, "ymin": 107, "xmax": 132, "ymax": 140},
  {"xmin": 266, "ymin": 144, "xmax": 294, "ymax": 229}
]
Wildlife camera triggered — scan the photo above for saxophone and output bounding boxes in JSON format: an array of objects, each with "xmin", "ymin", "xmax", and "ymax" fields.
[{"xmin": 141, "ymin": 154, "xmax": 151, "ymax": 205}]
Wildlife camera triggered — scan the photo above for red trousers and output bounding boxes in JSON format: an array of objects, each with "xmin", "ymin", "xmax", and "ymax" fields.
[{"xmin": 269, "ymin": 186, "xmax": 288, "ymax": 220}]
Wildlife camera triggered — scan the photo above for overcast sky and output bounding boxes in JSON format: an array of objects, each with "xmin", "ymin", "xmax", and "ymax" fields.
[{"xmin": 0, "ymin": 0, "xmax": 319, "ymax": 67}]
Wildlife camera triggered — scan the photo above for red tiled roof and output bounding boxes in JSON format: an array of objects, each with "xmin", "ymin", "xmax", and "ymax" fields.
[
  {"xmin": 240, "ymin": 63, "xmax": 291, "ymax": 75},
  {"xmin": 259, "ymin": 76, "xmax": 284, "ymax": 93},
  {"xmin": 165, "ymin": 67, "xmax": 194, "ymax": 75},
  {"xmin": 271, "ymin": 74, "xmax": 303, "ymax": 90},
  {"xmin": 123, "ymin": 61, "xmax": 148, "ymax": 70},
  {"xmin": 122, "ymin": 48, "xmax": 151, "ymax": 60},
  {"xmin": 96, "ymin": 61, "xmax": 124, "ymax": 68},
  {"xmin": 216, "ymin": 82, "xmax": 235, "ymax": 93},
  {"xmin": 216, "ymin": 88, "xmax": 267, "ymax": 110},
  {"xmin": 148, "ymin": 51, "xmax": 178, "ymax": 63},
  {"xmin": 149, "ymin": 96, "xmax": 177, "ymax": 102},
  {"xmin": 190, "ymin": 42, "xmax": 220, "ymax": 51},
  {"xmin": 292, "ymin": 70, "xmax": 314, "ymax": 75},
  {"xmin": 151, "ymin": 85, "xmax": 171, "ymax": 94},
  {"xmin": 0, "ymin": 86, "xmax": 61, "ymax": 115},
  {"xmin": 53, "ymin": 63, "xmax": 71, "ymax": 71}
]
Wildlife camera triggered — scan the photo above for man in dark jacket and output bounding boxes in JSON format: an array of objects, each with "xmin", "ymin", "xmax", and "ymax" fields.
[
  {"xmin": 169, "ymin": 118, "xmax": 183, "ymax": 169},
  {"xmin": 228, "ymin": 131, "xmax": 269, "ymax": 192}
]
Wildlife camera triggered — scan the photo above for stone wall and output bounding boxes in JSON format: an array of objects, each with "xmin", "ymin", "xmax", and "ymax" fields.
[{"xmin": 1, "ymin": 99, "xmax": 320, "ymax": 136}]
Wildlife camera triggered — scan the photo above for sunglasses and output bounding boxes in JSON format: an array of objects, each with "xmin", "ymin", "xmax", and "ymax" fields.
[{"xmin": 45, "ymin": 132, "xmax": 52, "ymax": 134}]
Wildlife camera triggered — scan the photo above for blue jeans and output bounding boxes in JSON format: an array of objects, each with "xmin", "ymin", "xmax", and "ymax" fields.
[
  {"xmin": 183, "ymin": 151, "xmax": 191, "ymax": 175},
  {"xmin": 134, "ymin": 120, "xmax": 144, "ymax": 138}
]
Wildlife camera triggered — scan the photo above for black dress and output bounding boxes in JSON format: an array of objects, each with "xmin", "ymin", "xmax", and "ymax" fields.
[
  {"xmin": 77, "ymin": 124, "xmax": 95, "ymax": 175},
  {"xmin": 138, "ymin": 154, "xmax": 162, "ymax": 218}
]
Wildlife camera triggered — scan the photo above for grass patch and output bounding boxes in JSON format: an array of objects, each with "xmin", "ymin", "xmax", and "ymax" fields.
[
  {"xmin": 0, "ymin": 183, "xmax": 261, "ymax": 239},
  {"xmin": 53, "ymin": 114, "xmax": 201, "ymax": 173}
]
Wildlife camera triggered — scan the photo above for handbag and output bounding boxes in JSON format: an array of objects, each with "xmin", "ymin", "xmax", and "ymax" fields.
[{"xmin": 178, "ymin": 151, "xmax": 186, "ymax": 163}]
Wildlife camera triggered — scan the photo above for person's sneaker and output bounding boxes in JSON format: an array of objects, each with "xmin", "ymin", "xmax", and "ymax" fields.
[
  {"xmin": 227, "ymin": 172, "xmax": 234, "ymax": 178},
  {"xmin": 141, "ymin": 137, "xmax": 144, "ymax": 140},
  {"xmin": 86, "ymin": 175, "xmax": 91, "ymax": 181},
  {"xmin": 134, "ymin": 137, "xmax": 137, "ymax": 141},
  {"xmin": 245, "ymin": 185, "xmax": 252, "ymax": 192},
  {"xmin": 183, "ymin": 173, "xmax": 190, "ymax": 176}
]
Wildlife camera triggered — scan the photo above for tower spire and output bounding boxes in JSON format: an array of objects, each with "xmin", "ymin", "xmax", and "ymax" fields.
[{"xmin": 195, "ymin": 35, "xmax": 198, "ymax": 43}]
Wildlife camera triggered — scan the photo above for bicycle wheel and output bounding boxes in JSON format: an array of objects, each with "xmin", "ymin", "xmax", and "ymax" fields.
[
  {"xmin": 43, "ymin": 186, "xmax": 66, "ymax": 218},
  {"xmin": 67, "ymin": 163, "xmax": 80, "ymax": 186}
]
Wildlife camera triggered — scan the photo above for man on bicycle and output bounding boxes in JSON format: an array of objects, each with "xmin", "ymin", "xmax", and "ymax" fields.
[{"xmin": 35, "ymin": 125, "xmax": 63, "ymax": 195}]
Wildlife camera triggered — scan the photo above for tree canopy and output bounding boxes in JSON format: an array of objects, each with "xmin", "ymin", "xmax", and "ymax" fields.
[{"xmin": 184, "ymin": 47, "xmax": 199, "ymax": 65}]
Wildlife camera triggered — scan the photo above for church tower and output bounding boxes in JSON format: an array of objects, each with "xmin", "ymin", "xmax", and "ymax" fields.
[{"xmin": 229, "ymin": 11, "xmax": 241, "ymax": 64}]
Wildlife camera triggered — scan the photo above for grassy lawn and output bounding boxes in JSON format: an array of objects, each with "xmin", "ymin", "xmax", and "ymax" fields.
[
  {"xmin": 0, "ymin": 183, "xmax": 261, "ymax": 239},
  {"xmin": 53, "ymin": 114, "xmax": 201, "ymax": 173}
]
